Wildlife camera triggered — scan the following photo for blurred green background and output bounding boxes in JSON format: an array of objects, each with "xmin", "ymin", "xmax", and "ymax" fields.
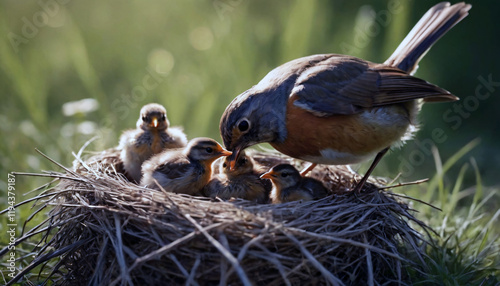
[{"xmin": 0, "ymin": 0, "xmax": 499, "ymax": 200}]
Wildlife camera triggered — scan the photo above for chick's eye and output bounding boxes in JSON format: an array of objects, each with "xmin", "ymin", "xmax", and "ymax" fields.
[
  {"xmin": 237, "ymin": 119, "xmax": 249, "ymax": 132},
  {"xmin": 161, "ymin": 115, "xmax": 166, "ymax": 121},
  {"xmin": 205, "ymin": 147, "xmax": 213, "ymax": 153},
  {"xmin": 281, "ymin": 173, "xmax": 288, "ymax": 178},
  {"xmin": 142, "ymin": 116, "xmax": 147, "ymax": 122},
  {"xmin": 222, "ymin": 163, "xmax": 227, "ymax": 168}
]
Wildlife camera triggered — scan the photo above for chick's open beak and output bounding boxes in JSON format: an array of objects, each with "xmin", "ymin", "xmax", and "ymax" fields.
[{"xmin": 226, "ymin": 146, "xmax": 242, "ymax": 171}]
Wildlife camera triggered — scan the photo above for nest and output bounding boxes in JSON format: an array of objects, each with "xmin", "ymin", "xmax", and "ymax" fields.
[{"xmin": 2, "ymin": 148, "xmax": 432, "ymax": 285}]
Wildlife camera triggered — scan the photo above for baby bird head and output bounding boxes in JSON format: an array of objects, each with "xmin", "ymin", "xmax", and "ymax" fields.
[
  {"xmin": 137, "ymin": 103, "xmax": 169, "ymax": 131},
  {"xmin": 184, "ymin": 137, "xmax": 232, "ymax": 164},
  {"xmin": 220, "ymin": 150, "xmax": 255, "ymax": 177},
  {"xmin": 260, "ymin": 164, "xmax": 301, "ymax": 190}
]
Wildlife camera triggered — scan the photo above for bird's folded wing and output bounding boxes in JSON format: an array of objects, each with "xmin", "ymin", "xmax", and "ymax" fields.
[
  {"xmin": 118, "ymin": 129, "xmax": 139, "ymax": 149},
  {"xmin": 291, "ymin": 55, "xmax": 457, "ymax": 117},
  {"xmin": 155, "ymin": 160, "xmax": 192, "ymax": 180},
  {"xmin": 302, "ymin": 179, "xmax": 328, "ymax": 199}
]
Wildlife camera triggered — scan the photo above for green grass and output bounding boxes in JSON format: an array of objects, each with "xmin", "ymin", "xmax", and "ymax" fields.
[{"xmin": 403, "ymin": 141, "xmax": 500, "ymax": 285}]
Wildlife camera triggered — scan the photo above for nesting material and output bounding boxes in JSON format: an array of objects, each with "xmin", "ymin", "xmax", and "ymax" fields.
[{"xmin": 5, "ymin": 148, "xmax": 430, "ymax": 285}]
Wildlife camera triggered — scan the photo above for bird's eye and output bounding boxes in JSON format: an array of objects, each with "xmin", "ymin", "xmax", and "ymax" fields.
[
  {"xmin": 281, "ymin": 173, "xmax": 288, "ymax": 178},
  {"xmin": 222, "ymin": 163, "xmax": 227, "ymax": 168},
  {"xmin": 205, "ymin": 147, "xmax": 213, "ymax": 153},
  {"xmin": 237, "ymin": 118, "xmax": 250, "ymax": 132},
  {"xmin": 161, "ymin": 115, "xmax": 166, "ymax": 121},
  {"xmin": 142, "ymin": 116, "xmax": 147, "ymax": 122}
]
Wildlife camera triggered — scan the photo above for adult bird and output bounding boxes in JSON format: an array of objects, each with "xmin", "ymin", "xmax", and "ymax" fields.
[
  {"xmin": 220, "ymin": 2, "xmax": 471, "ymax": 191},
  {"xmin": 119, "ymin": 103, "xmax": 187, "ymax": 183}
]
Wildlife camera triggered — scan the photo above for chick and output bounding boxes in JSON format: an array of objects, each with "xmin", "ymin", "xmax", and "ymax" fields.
[
  {"xmin": 119, "ymin": 103, "xmax": 187, "ymax": 182},
  {"xmin": 203, "ymin": 151, "xmax": 270, "ymax": 203},
  {"xmin": 140, "ymin": 137, "xmax": 231, "ymax": 195},
  {"xmin": 260, "ymin": 164, "xmax": 328, "ymax": 204}
]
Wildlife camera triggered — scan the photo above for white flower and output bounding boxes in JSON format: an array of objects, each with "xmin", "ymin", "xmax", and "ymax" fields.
[{"xmin": 62, "ymin": 98, "xmax": 99, "ymax": 116}]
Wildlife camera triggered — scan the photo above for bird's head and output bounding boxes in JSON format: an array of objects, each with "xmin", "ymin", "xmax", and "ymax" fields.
[
  {"xmin": 184, "ymin": 137, "xmax": 232, "ymax": 165},
  {"xmin": 137, "ymin": 103, "xmax": 169, "ymax": 131},
  {"xmin": 260, "ymin": 164, "xmax": 301, "ymax": 190},
  {"xmin": 220, "ymin": 150, "xmax": 255, "ymax": 177},
  {"xmin": 220, "ymin": 86, "xmax": 289, "ymax": 170}
]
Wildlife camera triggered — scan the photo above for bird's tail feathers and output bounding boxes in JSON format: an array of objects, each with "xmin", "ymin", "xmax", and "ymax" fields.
[{"xmin": 384, "ymin": 2, "xmax": 471, "ymax": 74}]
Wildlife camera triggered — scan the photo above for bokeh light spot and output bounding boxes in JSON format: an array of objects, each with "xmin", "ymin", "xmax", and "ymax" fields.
[
  {"xmin": 148, "ymin": 49, "xmax": 175, "ymax": 76},
  {"xmin": 189, "ymin": 26, "xmax": 214, "ymax": 51}
]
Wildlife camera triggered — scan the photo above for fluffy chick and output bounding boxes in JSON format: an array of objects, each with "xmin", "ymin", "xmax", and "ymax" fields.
[
  {"xmin": 119, "ymin": 103, "xmax": 187, "ymax": 182},
  {"xmin": 140, "ymin": 137, "xmax": 231, "ymax": 195},
  {"xmin": 203, "ymin": 151, "xmax": 270, "ymax": 203},
  {"xmin": 261, "ymin": 164, "xmax": 328, "ymax": 204}
]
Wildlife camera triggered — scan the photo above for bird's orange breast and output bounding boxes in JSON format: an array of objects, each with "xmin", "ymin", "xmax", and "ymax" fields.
[{"xmin": 270, "ymin": 95, "xmax": 411, "ymax": 165}]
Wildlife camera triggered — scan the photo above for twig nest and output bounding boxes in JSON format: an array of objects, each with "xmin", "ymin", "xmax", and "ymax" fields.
[{"xmin": 11, "ymin": 148, "xmax": 428, "ymax": 285}]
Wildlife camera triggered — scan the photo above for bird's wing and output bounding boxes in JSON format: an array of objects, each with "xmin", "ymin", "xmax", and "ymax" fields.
[
  {"xmin": 163, "ymin": 127, "xmax": 188, "ymax": 147},
  {"xmin": 290, "ymin": 55, "xmax": 457, "ymax": 116},
  {"xmin": 286, "ymin": 188, "xmax": 314, "ymax": 202},
  {"xmin": 154, "ymin": 158, "xmax": 192, "ymax": 180},
  {"xmin": 302, "ymin": 179, "xmax": 328, "ymax": 199},
  {"xmin": 118, "ymin": 129, "xmax": 140, "ymax": 149}
]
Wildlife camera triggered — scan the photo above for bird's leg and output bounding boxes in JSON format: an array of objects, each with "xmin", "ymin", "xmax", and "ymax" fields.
[
  {"xmin": 300, "ymin": 162, "xmax": 317, "ymax": 176},
  {"xmin": 352, "ymin": 147, "xmax": 389, "ymax": 193}
]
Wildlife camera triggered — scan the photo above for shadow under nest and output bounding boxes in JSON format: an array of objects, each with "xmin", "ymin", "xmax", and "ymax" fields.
[{"xmin": 5, "ymin": 148, "xmax": 432, "ymax": 286}]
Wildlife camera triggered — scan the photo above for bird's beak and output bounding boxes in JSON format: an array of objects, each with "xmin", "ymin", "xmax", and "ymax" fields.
[
  {"xmin": 226, "ymin": 146, "xmax": 242, "ymax": 171},
  {"xmin": 260, "ymin": 170, "xmax": 276, "ymax": 180},
  {"xmin": 219, "ymin": 149, "xmax": 233, "ymax": 157},
  {"xmin": 152, "ymin": 117, "xmax": 158, "ymax": 128}
]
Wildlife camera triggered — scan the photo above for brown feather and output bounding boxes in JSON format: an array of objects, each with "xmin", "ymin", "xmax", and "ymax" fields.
[{"xmin": 291, "ymin": 56, "xmax": 456, "ymax": 117}]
